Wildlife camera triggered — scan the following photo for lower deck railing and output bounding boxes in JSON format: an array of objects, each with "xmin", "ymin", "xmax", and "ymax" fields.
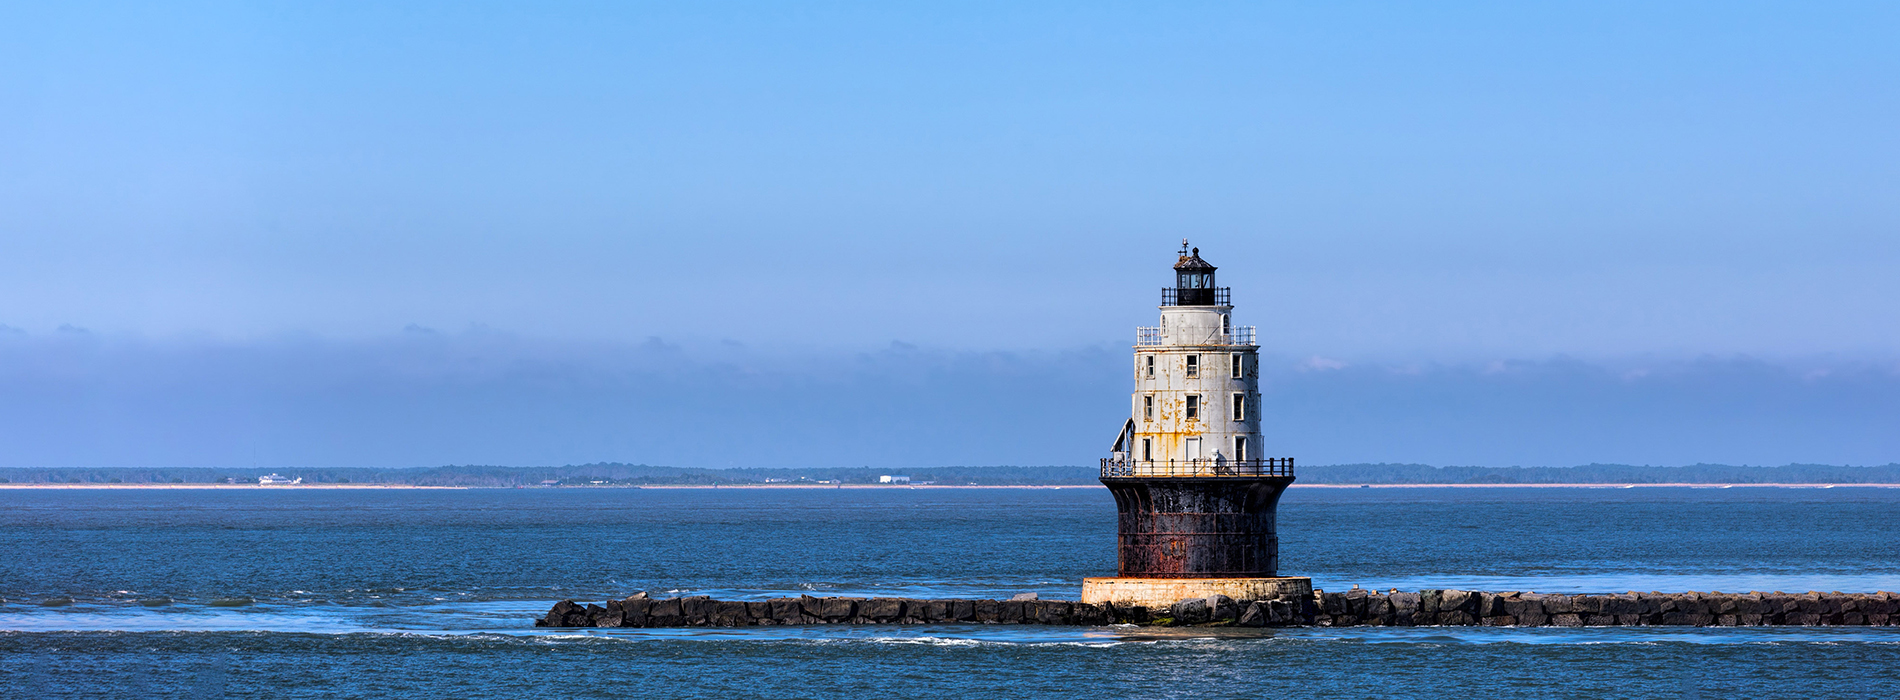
[{"xmin": 1100, "ymin": 458, "xmax": 1294, "ymax": 478}]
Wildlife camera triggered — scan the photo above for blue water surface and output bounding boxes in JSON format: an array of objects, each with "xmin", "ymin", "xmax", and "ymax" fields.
[{"xmin": 2, "ymin": 486, "xmax": 1897, "ymax": 698}]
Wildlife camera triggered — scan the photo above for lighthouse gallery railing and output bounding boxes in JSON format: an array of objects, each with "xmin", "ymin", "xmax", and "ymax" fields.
[
  {"xmin": 1100, "ymin": 458, "xmax": 1294, "ymax": 478},
  {"xmin": 1134, "ymin": 326, "xmax": 1256, "ymax": 347}
]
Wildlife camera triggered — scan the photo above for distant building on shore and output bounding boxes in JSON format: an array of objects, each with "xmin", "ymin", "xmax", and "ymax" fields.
[{"xmin": 878, "ymin": 475, "xmax": 911, "ymax": 484}]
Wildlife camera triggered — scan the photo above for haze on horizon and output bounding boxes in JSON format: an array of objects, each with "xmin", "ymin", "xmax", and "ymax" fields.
[{"xmin": 2, "ymin": 2, "xmax": 1896, "ymax": 469}]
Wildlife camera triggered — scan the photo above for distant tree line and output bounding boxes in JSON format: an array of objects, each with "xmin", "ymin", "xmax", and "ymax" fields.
[{"xmin": 1, "ymin": 462, "xmax": 1895, "ymax": 486}]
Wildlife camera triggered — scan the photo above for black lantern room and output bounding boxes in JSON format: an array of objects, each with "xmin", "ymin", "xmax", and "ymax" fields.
[{"xmin": 1165, "ymin": 241, "xmax": 1228, "ymax": 306}]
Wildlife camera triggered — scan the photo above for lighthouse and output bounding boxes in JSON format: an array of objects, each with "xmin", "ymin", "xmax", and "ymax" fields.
[{"xmin": 1080, "ymin": 242, "xmax": 1313, "ymax": 608}]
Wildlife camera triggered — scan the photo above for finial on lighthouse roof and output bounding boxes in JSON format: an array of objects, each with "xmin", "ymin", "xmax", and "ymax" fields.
[{"xmin": 1174, "ymin": 244, "xmax": 1216, "ymax": 271}]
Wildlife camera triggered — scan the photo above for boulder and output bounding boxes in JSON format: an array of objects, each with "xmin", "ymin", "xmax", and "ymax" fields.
[
  {"xmin": 1237, "ymin": 602, "xmax": 1268, "ymax": 627},
  {"xmin": 1549, "ymin": 613, "xmax": 1583, "ymax": 627},
  {"xmin": 1343, "ymin": 590, "xmax": 1370, "ymax": 619},
  {"xmin": 1036, "ymin": 601, "xmax": 1073, "ymax": 624},
  {"xmin": 1601, "ymin": 595, "xmax": 1638, "ymax": 617},
  {"xmin": 859, "ymin": 598, "xmax": 904, "ymax": 623},
  {"xmin": 1712, "ymin": 595, "xmax": 1739, "ymax": 616},
  {"xmin": 1010, "ymin": 592, "xmax": 1039, "ymax": 601},
  {"xmin": 646, "ymin": 598, "xmax": 680, "ymax": 625},
  {"xmin": 1072, "ymin": 603, "xmax": 1110, "ymax": 626},
  {"xmin": 1389, "ymin": 592, "xmax": 1421, "ymax": 615},
  {"xmin": 584, "ymin": 603, "xmax": 618, "ymax": 627},
  {"xmin": 713, "ymin": 601, "xmax": 751, "ymax": 627},
  {"xmin": 1440, "ymin": 590, "xmax": 1473, "ymax": 614},
  {"xmin": 1635, "ymin": 594, "xmax": 1663, "ymax": 615},
  {"xmin": 820, "ymin": 598, "xmax": 857, "ymax": 621},
  {"xmin": 1206, "ymin": 595, "xmax": 1238, "ymax": 623},
  {"xmin": 1389, "ymin": 592, "xmax": 1421, "ymax": 626},
  {"xmin": 538, "ymin": 600, "xmax": 578, "ymax": 627},
  {"xmin": 1500, "ymin": 595, "xmax": 1540, "ymax": 620},
  {"xmin": 1477, "ymin": 593, "xmax": 1507, "ymax": 617},
  {"xmin": 1512, "ymin": 596, "xmax": 1548, "ymax": 627},
  {"xmin": 1268, "ymin": 599, "xmax": 1295, "ymax": 626},
  {"xmin": 679, "ymin": 596, "xmax": 714, "ymax": 626},
  {"xmin": 769, "ymin": 598, "xmax": 804, "ymax": 624},
  {"xmin": 973, "ymin": 599, "xmax": 999, "ymax": 623},
  {"xmin": 1298, "ymin": 597, "xmax": 1322, "ymax": 624},
  {"xmin": 998, "ymin": 600, "xmax": 1027, "ymax": 624},
  {"xmin": 1367, "ymin": 594, "xmax": 1392, "ymax": 622},
  {"xmin": 621, "ymin": 597, "xmax": 652, "ymax": 626},
  {"xmin": 1172, "ymin": 597, "xmax": 1211, "ymax": 625},
  {"xmin": 950, "ymin": 599, "xmax": 976, "ymax": 621}
]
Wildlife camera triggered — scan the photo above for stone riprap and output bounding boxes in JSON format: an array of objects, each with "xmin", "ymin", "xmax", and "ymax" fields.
[{"xmin": 536, "ymin": 590, "xmax": 1899, "ymax": 629}]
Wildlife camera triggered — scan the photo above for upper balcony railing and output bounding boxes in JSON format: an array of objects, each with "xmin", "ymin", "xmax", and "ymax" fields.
[
  {"xmin": 1162, "ymin": 287, "xmax": 1230, "ymax": 306},
  {"xmin": 1135, "ymin": 326, "xmax": 1257, "ymax": 347},
  {"xmin": 1101, "ymin": 457, "xmax": 1295, "ymax": 479}
]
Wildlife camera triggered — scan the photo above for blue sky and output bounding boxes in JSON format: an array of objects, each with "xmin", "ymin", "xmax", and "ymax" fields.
[{"xmin": 2, "ymin": 2, "xmax": 1896, "ymax": 467}]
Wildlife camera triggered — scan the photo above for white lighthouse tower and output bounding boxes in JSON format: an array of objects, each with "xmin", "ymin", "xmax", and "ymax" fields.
[
  {"xmin": 1085, "ymin": 241, "xmax": 1308, "ymax": 609},
  {"xmin": 1109, "ymin": 240, "xmax": 1262, "ymax": 473}
]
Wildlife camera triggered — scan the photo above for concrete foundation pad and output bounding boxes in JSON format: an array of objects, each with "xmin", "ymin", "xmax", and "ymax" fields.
[{"xmin": 1081, "ymin": 576, "xmax": 1313, "ymax": 608}]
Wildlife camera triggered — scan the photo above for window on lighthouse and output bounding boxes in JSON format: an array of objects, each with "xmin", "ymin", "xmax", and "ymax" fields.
[
  {"xmin": 1144, "ymin": 355, "xmax": 1155, "ymax": 378},
  {"xmin": 1185, "ymin": 354, "xmax": 1199, "ymax": 377},
  {"xmin": 1231, "ymin": 353, "xmax": 1243, "ymax": 378},
  {"xmin": 1186, "ymin": 395, "xmax": 1200, "ymax": 420},
  {"xmin": 1232, "ymin": 393, "xmax": 1246, "ymax": 421},
  {"xmin": 1141, "ymin": 438, "xmax": 1152, "ymax": 462},
  {"xmin": 1143, "ymin": 395, "xmax": 1153, "ymax": 421}
]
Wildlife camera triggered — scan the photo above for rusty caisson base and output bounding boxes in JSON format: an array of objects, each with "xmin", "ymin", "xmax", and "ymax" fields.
[
  {"xmin": 1102, "ymin": 476, "xmax": 1295, "ymax": 577},
  {"xmin": 1094, "ymin": 475, "xmax": 1299, "ymax": 608}
]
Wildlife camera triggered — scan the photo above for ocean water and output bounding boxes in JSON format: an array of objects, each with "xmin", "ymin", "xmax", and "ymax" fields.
[{"xmin": 2, "ymin": 486, "xmax": 1898, "ymax": 698}]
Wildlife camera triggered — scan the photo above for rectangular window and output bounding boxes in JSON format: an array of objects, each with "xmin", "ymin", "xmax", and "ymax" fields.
[
  {"xmin": 1235, "ymin": 436, "xmax": 1248, "ymax": 462},
  {"xmin": 1185, "ymin": 354, "xmax": 1199, "ymax": 377},
  {"xmin": 1231, "ymin": 353, "xmax": 1243, "ymax": 378},
  {"xmin": 1145, "ymin": 355, "xmax": 1155, "ymax": 378},
  {"xmin": 1141, "ymin": 438, "xmax": 1151, "ymax": 462},
  {"xmin": 1185, "ymin": 394, "xmax": 1200, "ymax": 420},
  {"xmin": 1143, "ymin": 395, "xmax": 1153, "ymax": 421},
  {"xmin": 1233, "ymin": 393, "xmax": 1245, "ymax": 421}
]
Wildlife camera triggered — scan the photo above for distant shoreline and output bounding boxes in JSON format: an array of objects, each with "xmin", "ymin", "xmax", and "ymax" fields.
[
  {"xmin": 3, "ymin": 482, "xmax": 1896, "ymax": 490},
  {"xmin": 0, "ymin": 483, "xmax": 467, "ymax": 489}
]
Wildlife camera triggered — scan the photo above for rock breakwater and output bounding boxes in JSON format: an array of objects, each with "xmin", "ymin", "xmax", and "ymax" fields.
[{"xmin": 537, "ymin": 589, "xmax": 1898, "ymax": 628}]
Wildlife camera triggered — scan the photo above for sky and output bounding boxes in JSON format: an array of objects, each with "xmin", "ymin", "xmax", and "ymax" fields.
[{"xmin": 2, "ymin": 1, "xmax": 1896, "ymax": 468}]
